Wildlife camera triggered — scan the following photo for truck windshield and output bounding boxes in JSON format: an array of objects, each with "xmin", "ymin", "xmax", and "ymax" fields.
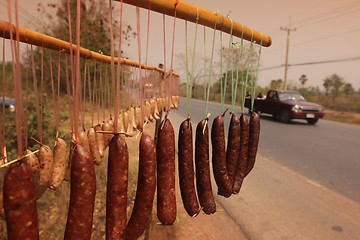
[{"xmin": 278, "ymin": 92, "xmax": 305, "ymax": 101}]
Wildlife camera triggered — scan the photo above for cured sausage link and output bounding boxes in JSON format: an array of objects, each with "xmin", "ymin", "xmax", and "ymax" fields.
[
  {"xmin": 3, "ymin": 161, "xmax": 39, "ymax": 239},
  {"xmin": 64, "ymin": 144, "xmax": 96, "ymax": 240},
  {"xmin": 211, "ymin": 115, "xmax": 233, "ymax": 198},
  {"xmin": 233, "ymin": 114, "xmax": 249, "ymax": 194},
  {"xmin": 226, "ymin": 113, "xmax": 241, "ymax": 188},
  {"xmin": 51, "ymin": 138, "xmax": 68, "ymax": 190},
  {"xmin": 125, "ymin": 132, "xmax": 156, "ymax": 240},
  {"xmin": 106, "ymin": 134, "xmax": 129, "ymax": 240},
  {"xmin": 195, "ymin": 119, "xmax": 216, "ymax": 214},
  {"xmin": 156, "ymin": 118, "xmax": 176, "ymax": 225},
  {"xmin": 245, "ymin": 111, "xmax": 260, "ymax": 177},
  {"xmin": 178, "ymin": 119, "xmax": 200, "ymax": 217}
]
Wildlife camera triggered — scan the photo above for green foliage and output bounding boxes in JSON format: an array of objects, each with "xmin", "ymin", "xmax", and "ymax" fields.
[
  {"xmin": 3, "ymin": 94, "xmax": 57, "ymax": 160},
  {"xmin": 269, "ymin": 79, "xmax": 283, "ymax": 90}
]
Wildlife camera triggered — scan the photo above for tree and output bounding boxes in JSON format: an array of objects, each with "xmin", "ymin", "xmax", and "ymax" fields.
[
  {"xmin": 343, "ymin": 83, "xmax": 354, "ymax": 97},
  {"xmin": 269, "ymin": 79, "xmax": 283, "ymax": 90},
  {"xmin": 323, "ymin": 78, "xmax": 332, "ymax": 96},
  {"xmin": 299, "ymin": 74, "xmax": 308, "ymax": 87},
  {"xmin": 32, "ymin": 0, "xmax": 136, "ymax": 94},
  {"xmin": 323, "ymin": 74, "xmax": 345, "ymax": 99}
]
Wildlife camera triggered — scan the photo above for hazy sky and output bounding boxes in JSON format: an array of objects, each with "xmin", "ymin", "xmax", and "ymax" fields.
[{"xmin": 1, "ymin": 0, "xmax": 360, "ymax": 90}]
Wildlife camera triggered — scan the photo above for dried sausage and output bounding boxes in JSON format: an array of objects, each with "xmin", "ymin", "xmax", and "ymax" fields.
[
  {"xmin": 102, "ymin": 119, "xmax": 114, "ymax": 147},
  {"xmin": 245, "ymin": 111, "xmax": 260, "ymax": 177},
  {"xmin": 106, "ymin": 134, "xmax": 128, "ymax": 239},
  {"xmin": 125, "ymin": 132, "xmax": 156, "ymax": 240},
  {"xmin": 78, "ymin": 130, "xmax": 90, "ymax": 152},
  {"xmin": 195, "ymin": 119, "xmax": 216, "ymax": 214},
  {"xmin": 64, "ymin": 144, "xmax": 96, "ymax": 240},
  {"xmin": 156, "ymin": 117, "xmax": 176, "ymax": 225},
  {"xmin": 37, "ymin": 144, "xmax": 53, "ymax": 198},
  {"xmin": 25, "ymin": 149, "xmax": 40, "ymax": 193},
  {"xmin": 95, "ymin": 124, "xmax": 105, "ymax": 158},
  {"xmin": 50, "ymin": 138, "xmax": 68, "ymax": 190},
  {"xmin": 226, "ymin": 113, "xmax": 241, "ymax": 189},
  {"xmin": 178, "ymin": 118, "xmax": 200, "ymax": 217},
  {"xmin": 88, "ymin": 127, "xmax": 102, "ymax": 165},
  {"xmin": 233, "ymin": 114, "xmax": 249, "ymax": 194},
  {"xmin": 3, "ymin": 161, "xmax": 39, "ymax": 239},
  {"xmin": 211, "ymin": 115, "xmax": 232, "ymax": 198},
  {"xmin": 134, "ymin": 107, "xmax": 142, "ymax": 129}
]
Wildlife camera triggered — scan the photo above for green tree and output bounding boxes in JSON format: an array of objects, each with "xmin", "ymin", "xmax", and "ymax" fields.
[
  {"xmin": 343, "ymin": 83, "xmax": 354, "ymax": 97},
  {"xmin": 323, "ymin": 78, "xmax": 332, "ymax": 96},
  {"xmin": 269, "ymin": 79, "xmax": 283, "ymax": 90},
  {"xmin": 323, "ymin": 74, "xmax": 344, "ymax": 100},
  {"xmin": 299, "ymin": 74, "xmax": 308, "ymax": 87}
]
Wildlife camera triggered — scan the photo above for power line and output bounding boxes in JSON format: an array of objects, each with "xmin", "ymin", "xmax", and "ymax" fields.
[{"xmin": 260, "ymin": 56, "xmax": 360, "ymax": 71}]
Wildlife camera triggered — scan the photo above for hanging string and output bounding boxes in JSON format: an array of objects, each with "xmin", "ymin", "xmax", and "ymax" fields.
[
  {"xmin": 144, "ymin": 0, "xmax": 151, "ymax": 100},
  {"xmin": 136, "ymin": 7, "xmax": 144, "ymax": 128},
  {"xmin": 251, "ymin": 35, "xmax": 263, "ymax": 110},
  {"xmin": 30, "ymin": 45, "xmax": 42, "ymax": 144},
  {"xmin": 57, "ymin": 51, "xmax": 61, "ymax": 131},
  {"xmin": 242, "ymin": 30, "xmax": 255, "ymax": 112},
  {"xmin": 162, "ymin": 14, "xmax": 167, "ymax": 113},
  {"xmin": 108, "ymin": 0, "xmax": 117, "ymax": 132},
  {"xmin": 203, "ymin": 26, "xmax": 207, "ymax": 116},
  {"xmin": 168, "ymin": 0, "xmax": 178, "ymax": 113},
  {"xmin": 66, "ymin": 0, "xmax": 75, "ymax": 135},
  {"xmin": 205, "ymin": 13, "xmax": 217, "ymax": 119},
  {"xmin": 73, "ymin": 0, "xmax": 81, "ymax": 139},
  {"xmin": 220, "ymin": 15, "xmax": 234, "ymax": 114},
  {"xmin": 184, "ymin": 21, "xmax": 190, "ymax": 118},
  {"xmin": 187, "ymin": 6, "xmax": 199, "ymax": 118},
  {"xmin": 1, "ymin": 37, "xmax": 5, "ymax": 158},
  {"xmin": 82, "ymin": 59, "xmax": 87, "ymax": 131},
  {"xmin": 65, "ymin": 56, "xmax": 74, "ymax": 133},
  {"xmin": 91, "ymin": 62, "xmax": 96, "ymax": 126},
  {"xmin": 115, "ymin": 0, "xmax": 124, "ymax": 131},
  {"xmin": 232, "ymin": 24, "xmax": 245, "ymax": 113},
  {"xmin": 49, "ymin": 55, "xmax": 56, "ymax": 135}
]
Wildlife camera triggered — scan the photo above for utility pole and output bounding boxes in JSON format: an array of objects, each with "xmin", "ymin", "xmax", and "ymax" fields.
[{"xmin": 281, "ymin": 18, "xmax": 296, "ymax": 90}]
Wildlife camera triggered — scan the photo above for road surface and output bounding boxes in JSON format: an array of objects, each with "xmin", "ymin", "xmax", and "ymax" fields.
[{"xmin": 166, "ymin": 97, "xmax": 360, "ymax": 240}]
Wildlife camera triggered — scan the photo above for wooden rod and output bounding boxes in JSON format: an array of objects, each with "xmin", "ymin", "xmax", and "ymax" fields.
[
  {"xmin": 0, "ymin": 20, "xmax": 179, "ymax": 76},
  {"xmin": 116, "ymin": 0, "xmax": 272, "ymax": 47}
]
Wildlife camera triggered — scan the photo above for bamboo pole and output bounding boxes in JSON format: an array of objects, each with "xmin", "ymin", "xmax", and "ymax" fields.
[
  {"xmin": 116, "ymin": 0, "xmax": 272, "ymax": 47},
  {"xmin": 0, "ymin": 20, "xmax": 179, "ymax": 77}
]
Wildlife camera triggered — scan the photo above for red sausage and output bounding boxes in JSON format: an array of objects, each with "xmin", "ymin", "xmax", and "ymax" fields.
[
  {"xmin": 245, "ymin": 111, "xmax": 260, "ymax": 177},
  {"xmin": 156, "ymin": 118, "xmax": 176, "ymax": 225},
  {"xmin": 106, "ymin": 134, "xmax": 129, "ymax": 239},
  {"xmin": 3, "ymin": 161, "xmax": 39, "ymax": 239},
  {"xmin": 211, "ymin": 115, "xmax": 233, "ymax": 198},
  {"xmin": 226, "ymin": 113, "xmax": 241, "ymax": 188},
  {"xmin": 233, "ymin": 114, "xmax": 249, "ymax": 194},
  {"xmin": 64, "ymin": 144, "xmax": 96, "ymax": 240},
  {"xmin": 195, "ymin": 119, "xmax": 216, "ymax": 214},
  {"xmin": 178, "ymin": 118, "xmax": 200, "ymax": 217},
  {"xmin": 125, "ymin": 132, "xmax": 156, "ymax": 240}
]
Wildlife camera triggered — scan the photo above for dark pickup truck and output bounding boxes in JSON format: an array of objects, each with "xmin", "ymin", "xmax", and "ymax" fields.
[{"xmin": 245, "ymin": 90, "xmax": 325, "ymax": 124}]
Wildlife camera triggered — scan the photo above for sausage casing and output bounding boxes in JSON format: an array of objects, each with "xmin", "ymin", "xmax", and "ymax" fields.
[
  {"xmin": 125, "ymin": 132, "xmax": 156, "ymax": 240},
  {"xmin": 106, "ymin": 134, "xmax": 129, "ymax": 240},
  {"xmin": 178, "ymin": 119, "xmax": 200, "ymax": 217},
  {"xmin": 64, "ymin": 144, "xmax": 96, "ymax": 240},
  {"xmin": 88, "ymin": 127, "xmax": 102, "ymax": 165},
  {"xmin": 156, "ymin": 118, "xmax": 176, "ymax": 225},
  {"xmin": 37, "ymin": 144, "xmax": 53, "ymax": 198},
  {"xmin": 233, "ymin": 114, "xmax": 249, "ymax": 194},
  {"xmin": 3, "ymin": 161, "xmax": 39, "ymax": 239},
  {"xmin": 50, "ymin": 138, "xmax": 68, "ymax": 190},
  {"xmin": 245, "ymin": 111, "xmax": 260, "ymax": 177},
  {"xmin": 211, "ymin": 115, "xmax": 232, "ymax": 198},
  {"xmin": 226, "ymin": 113, "xmax": 241, "ymax": 189},
  {"xmin": 195, "ymin": 119, "xmax": 216, "ymax": 214},
  {"xmin": 95, "ymin": 124, "xmax": 105, "ymax": 158}
]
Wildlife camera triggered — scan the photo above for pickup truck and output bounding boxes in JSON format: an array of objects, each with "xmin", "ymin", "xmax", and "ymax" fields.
[{"xmin": 245, "ymin": 90, "xmax": 325, "ymax": 124}]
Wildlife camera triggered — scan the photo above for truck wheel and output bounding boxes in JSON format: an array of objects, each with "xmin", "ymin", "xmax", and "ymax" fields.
[
  {"xmin": 279, "ymin": 110, "xmax": 291, "ymax": 123},
  {"xmin": 306, "ymin": 118, "xmax": 318, "ymax": 125}
]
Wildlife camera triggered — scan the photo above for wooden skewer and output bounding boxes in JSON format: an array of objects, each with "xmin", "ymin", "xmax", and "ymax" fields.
[{"xmin": 0, "ymin": 150, "xmax": 40, "ymax": 168}]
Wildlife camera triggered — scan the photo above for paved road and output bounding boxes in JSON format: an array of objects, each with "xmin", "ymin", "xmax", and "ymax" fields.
[
  {"xmin": 176, "ymin": 97, "xmax": 360, "ymax": 203},
  {"xmin": 168, "ymin": 98, "xmax": 360, "ymax": 239}
]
